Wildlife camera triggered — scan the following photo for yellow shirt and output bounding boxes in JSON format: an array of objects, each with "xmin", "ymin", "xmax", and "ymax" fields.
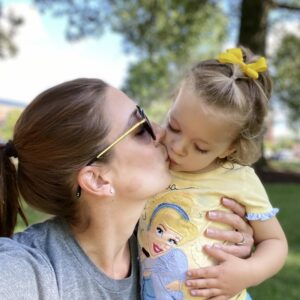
[{"xmin": 138, "ymin": 164, "xmax": 277, "ymax": 300}]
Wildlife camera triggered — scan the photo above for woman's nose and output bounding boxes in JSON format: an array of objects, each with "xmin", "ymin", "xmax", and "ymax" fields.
[{"xmin": 152, "ymin": 123, "xmax": 166, "ymax": 145}]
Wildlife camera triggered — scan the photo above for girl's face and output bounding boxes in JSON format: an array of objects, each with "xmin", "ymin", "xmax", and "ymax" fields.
[
  {"xmin": 163, "ymin": 82, "xmax": 238, "ymax": 173},
  {"xmin": 104, "ymin": 87, "xmax": 171, "ymax": 200}
]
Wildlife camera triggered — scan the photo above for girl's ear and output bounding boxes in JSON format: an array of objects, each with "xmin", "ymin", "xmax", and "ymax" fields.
[
  {"xmin": 77, "ymin": 166, "xmax": 115, "ymax": 198},
  {"xmin": 218, "ymin": 143, "xmax": 237, "ymax": 159}
]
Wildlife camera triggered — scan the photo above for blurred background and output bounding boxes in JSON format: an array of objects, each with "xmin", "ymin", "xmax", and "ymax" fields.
[{"xmin": 0, "ymin": 0, "xmax": 299, "ymax": 299}]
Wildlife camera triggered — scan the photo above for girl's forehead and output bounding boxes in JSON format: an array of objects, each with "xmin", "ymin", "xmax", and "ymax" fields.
[{"xmin": 171, "ymin": 92, "xmax": 239, "ymax": 145}]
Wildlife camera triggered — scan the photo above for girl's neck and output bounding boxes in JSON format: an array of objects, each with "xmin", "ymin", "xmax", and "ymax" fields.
[{"xmin": 179, "ymin": 159, "xmax": 221, "ymax": 175}]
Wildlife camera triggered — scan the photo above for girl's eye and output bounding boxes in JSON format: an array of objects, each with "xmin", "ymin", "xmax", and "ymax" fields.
[
  {"xmin": 167, "ymin": 122, "xmax": 180, "ymax": 133},
  {"xmin": 195, "ymin": 145, "xmax": 208, "ymax": 154}
]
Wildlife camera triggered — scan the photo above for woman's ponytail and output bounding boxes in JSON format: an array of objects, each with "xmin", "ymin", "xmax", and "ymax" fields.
[{"xmin": 0, "ymin": 141, "xmax": 27, "ymax": 237}]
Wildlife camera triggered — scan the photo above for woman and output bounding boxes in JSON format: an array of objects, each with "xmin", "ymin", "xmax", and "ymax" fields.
[{"xmin": 0, "ymin": 78, "xmax": 253, "ymax": 299}]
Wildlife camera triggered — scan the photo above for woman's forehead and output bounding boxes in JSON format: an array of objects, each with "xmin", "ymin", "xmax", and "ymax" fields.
[{"xmin": 105, "ymin": 86, "xmax": 137, "ymax": 131}]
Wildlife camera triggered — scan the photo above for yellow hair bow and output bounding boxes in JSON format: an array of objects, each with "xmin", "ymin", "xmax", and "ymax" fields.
[{"xmin": 218, "ymin": 48, "xmax": 267, "ymax": 79}]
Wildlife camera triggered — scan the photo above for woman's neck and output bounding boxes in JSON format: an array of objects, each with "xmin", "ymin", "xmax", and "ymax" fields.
[{"xmin": 71, "ymin": 196, "xmax": 144, "ymax": 279}]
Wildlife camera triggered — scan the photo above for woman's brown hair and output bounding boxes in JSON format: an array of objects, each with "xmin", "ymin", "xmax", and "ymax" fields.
[
  {"xmin": 185, "ymin": 46, "xmax": 272, "ymax": 165},
  {"xmin": 0, "ymin": 78, "xmax": 110, "ymax": 237}
]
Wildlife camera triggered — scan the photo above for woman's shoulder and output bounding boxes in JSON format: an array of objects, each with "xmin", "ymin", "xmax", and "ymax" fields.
[
  {"xmin": 12, "ymin": 217, "xmax": 67, "ymax": 249},
  {"xmin": 0, "ymin": 217, "xmax": 67, "ymax": 273},
  {"xmin": 0, "ymin": 218, "xmax": 61, "ymax": 270},
  {"xmin": 0, "ymin": 236, "xmax": 59, "ymax": 299}
]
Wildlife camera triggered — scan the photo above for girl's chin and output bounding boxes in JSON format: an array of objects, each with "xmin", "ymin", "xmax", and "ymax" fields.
[{"xmin": 169, "ymin": 164, "xmax": 183, "ymax": 172}]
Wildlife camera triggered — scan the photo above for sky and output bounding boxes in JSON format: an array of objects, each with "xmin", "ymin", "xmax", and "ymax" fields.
[{"xmin": 0, "ymin": 0, "xmax": 131, "ymax": 103}]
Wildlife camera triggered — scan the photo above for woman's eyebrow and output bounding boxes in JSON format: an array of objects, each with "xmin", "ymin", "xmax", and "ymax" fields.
[{"xmin": 125, "ymin": 107, "xmax": 139, "ymax": 129}]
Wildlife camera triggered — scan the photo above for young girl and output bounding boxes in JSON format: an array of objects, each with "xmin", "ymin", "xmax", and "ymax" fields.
[{"xmin": 138, "ymin": 47, "xmax": 288, "ymax": 300}]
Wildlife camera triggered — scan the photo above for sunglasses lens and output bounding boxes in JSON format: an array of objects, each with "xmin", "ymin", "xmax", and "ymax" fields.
[{"xmin": 137, "ymin": 106, "xmax": 156, "ymax": 140}]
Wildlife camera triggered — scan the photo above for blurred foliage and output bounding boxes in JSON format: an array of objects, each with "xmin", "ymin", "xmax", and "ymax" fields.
[
  {"xmin": 0, "ymin": 0, "xmax": 23, "ymax": 58},
  {"xmin": 1, "ymin": 0, "xmax": 300, "ymax": 121},
  {"xmin": 31, "ymin": 0, "xmax": 300, "ymax": 114},
  {"xmin": 0, "ymin": 108, "xmax": 22, "ymax": 141},
  {"xmin": 269, "ymin": 161, "xmax": 300, "ymax": 173},
  {"xmin": 272, "ymin": 34, "xmax": 300, "ymax": 129},
  {"xmin": 33, "ymin": 0, "xmax": 227, "ymax": 106}
]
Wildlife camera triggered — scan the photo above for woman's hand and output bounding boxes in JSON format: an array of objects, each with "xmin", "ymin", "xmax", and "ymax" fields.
[
  {"xmin": 184, "ymin": 197, "xmax": 254, "ymax": 299},
  {"xmin": 205, "ymin": 197, "xmax": 254, "ymax": 258}
]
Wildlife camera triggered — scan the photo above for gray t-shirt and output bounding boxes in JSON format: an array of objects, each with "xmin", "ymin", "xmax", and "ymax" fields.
[{"xmin": 0, "ymin": 217, "xmax": 140, "ymax": 300}]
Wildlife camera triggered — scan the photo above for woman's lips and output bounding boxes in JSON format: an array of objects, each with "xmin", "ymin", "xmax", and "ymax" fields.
[{"xmin": 169, "ymin": 157, "xmax": 178, "ymax": 166}]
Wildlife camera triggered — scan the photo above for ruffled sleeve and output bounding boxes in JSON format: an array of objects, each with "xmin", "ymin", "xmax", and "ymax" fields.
[{"xmin": 240, "ymin": 167, "xmax": 279, "ymax": 221}]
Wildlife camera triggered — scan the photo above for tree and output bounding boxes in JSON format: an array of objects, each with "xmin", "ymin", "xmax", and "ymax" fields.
[
  {"xmin": 0, "ymin": 109, "xmax": 22, "ymax": 141},
  {"xmin": 272, "ymin": 34, "xmax": 300, "ymax": 130},
  {"xmin": 33, "ymin": 0, "xmax": 227, "ymax": 106},
  {"xmin": 238, "ymin": 0, "xmax": 300, "ymax": 55},
  {"xmin": 0, "ymin": 1, "xmax": 23, "ymax": 58},
  {"xmin": 237, "ymin": 0, "xmax": 300, "ymax": 168},
  {"xmin": 33, "ymin": 0, "xmax": 300, "ymax": 108}
]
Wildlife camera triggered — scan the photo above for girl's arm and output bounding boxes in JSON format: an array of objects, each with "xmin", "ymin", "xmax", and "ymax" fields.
[
  {"xmin": 185, "ymin": 217, "xmax": 288, "ymax": 299},
  {"xmin": 245, "ymin": 217, "xmax": 288, "ymax": 285}
]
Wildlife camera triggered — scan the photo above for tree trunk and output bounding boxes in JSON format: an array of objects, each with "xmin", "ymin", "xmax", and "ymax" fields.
[
  {"xmin": 238, "ymin": 0, "xmax": 272, "ymax": 55},
  {"xmin": 238, "ymin": 0, "xmax": 272, "ymax": 170}
]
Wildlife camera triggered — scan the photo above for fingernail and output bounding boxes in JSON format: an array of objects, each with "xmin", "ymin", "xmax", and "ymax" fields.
[
  {"xmin": 213, "ymin": 243, "xmax": 222, "ymax": 249},
  {"xmin": 191, "ymin": 290, "xmax": 196, "ymax": 296},
  {"xmin": 187, "ymin": 271, "xmax": 191, "ymax": 276},
  {"xmin": 208, "ymin": 211, "xmax": 217, "ymax": 218},
  {"xmin": 186, "ymin": 281, "xmax": 191, "ymax": 286},
  {"xmin": 204, "ymin": 244, "xmax": 213, "ymax": 249},
  {"xmin": 222, "ymin": 198, "xmax": 231, "ymax": 205},
  {"xmin": 206, "ymin": 228, "xmax": 215, "ymax": 235}
]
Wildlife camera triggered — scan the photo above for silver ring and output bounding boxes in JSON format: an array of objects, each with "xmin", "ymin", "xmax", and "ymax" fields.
[{"xmin": 236, "ymin": 232, "xmax": 246, "ymax": 245}]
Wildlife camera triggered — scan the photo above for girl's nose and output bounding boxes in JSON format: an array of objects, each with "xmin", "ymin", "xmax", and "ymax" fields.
[{"xmin": 171, "ymin": 138, "xmax": 187, "ymax": 157}]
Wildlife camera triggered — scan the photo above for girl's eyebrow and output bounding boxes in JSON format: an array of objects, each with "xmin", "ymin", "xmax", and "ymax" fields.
[{"xmin": 171, "ymin": 115, "xmax": 210, "ymax": 145}]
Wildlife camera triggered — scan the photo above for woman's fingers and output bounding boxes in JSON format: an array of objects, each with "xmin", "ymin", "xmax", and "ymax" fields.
[
  {"xmin": 213, "ymin": 244, "xmax": 252, "ymax": 258},
  {"xmin": 221, "ymin": 197, "xmax": 246, "ymax": 217},
  {"xmin": 207, "ymin": 210, "xmax": 253, "ymax": 235},
  {"xmin": 206, "ymin": 227, "xmax": 252, "ymax": 244},
  {"xmin": 205, "ymin": 226, "xmax": 253, "ymax": 258}
]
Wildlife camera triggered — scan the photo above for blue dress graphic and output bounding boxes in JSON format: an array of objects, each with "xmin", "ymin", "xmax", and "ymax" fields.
[{"xmin": 141, "ymin": 247, "xmax": 188, "ymax": 300}]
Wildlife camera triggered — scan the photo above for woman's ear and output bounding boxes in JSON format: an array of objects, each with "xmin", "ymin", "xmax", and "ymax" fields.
[{"xmin": 77, "ymin": 166, "xmax": 115, "ymax": 197}]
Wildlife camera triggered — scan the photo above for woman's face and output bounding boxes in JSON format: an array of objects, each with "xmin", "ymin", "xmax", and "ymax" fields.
[{"xmin": 103, "ymin": 87, "xmax": 171, "ymax": 200}]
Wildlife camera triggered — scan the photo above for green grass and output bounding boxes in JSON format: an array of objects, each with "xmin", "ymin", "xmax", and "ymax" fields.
[
  {"xmin": 248, "ymin": 183, "xmax": 300, "ymax": 300},
  {"xmin": 17, "ymin": 184, "xmax": 300, "ymax": 299}
]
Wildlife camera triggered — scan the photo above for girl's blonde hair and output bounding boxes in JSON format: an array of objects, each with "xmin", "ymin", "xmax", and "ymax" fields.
[{"xmin": 185, "ymin": 46, "xmax": 272, "ymax": 166}]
